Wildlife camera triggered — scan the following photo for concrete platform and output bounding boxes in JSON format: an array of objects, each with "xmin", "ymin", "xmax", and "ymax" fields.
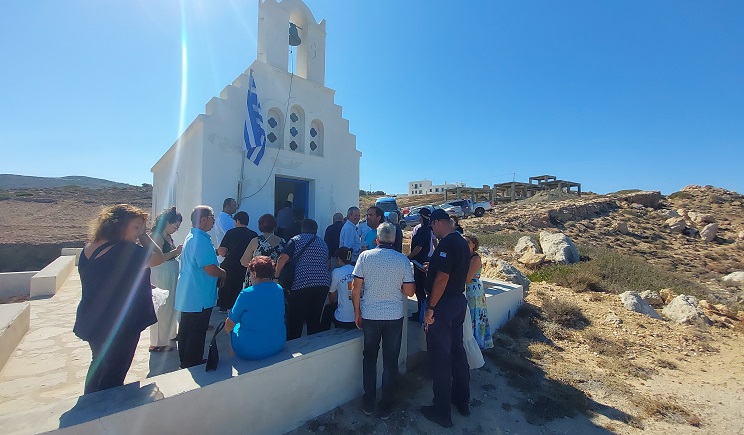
[
  {"xmin": 30, "ymin": 256, "xmax": 76, "ymax": 298},
  {"xmin": 0, "ymin": 302, "xmax": 30, "ymax": 371},
  {"xmin": 0, "ymin": 272, "xmax": 37, "ymax": 300}
]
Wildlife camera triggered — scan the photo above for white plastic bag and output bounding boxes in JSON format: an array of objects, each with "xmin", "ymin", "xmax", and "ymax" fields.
[{"xmin": 151, "ymin": 287, "xmax": 170, "ymax": 312}]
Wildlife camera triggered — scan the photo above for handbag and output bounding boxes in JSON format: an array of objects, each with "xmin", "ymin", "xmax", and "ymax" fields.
[
  {"xmin": 205, "ymin": 321, "xmax": 226, "ymax": 372},
  {"xmin": 278, "ymin": 236, "xmax": 317, "ymax": 290}
]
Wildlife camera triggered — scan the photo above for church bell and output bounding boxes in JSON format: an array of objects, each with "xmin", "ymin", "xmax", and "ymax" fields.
[{"xmin": 289, "ymin": 23, "xmax": 302, "ymax": 46}]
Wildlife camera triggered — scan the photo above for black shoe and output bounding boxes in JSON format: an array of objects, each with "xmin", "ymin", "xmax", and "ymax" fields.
[
  {"xmin": 179, "ymin": 358, "xmax": 207, "ymax": 369},
  {"xmin": 363, "ymin": 402, "xmax": 374, "ymax": 416},
  {"xmin": 377, "ymin": 402, "xmax": 393, "ymax": 420},
  {"xmin": 454, "ymin": 402, "xmax": 471, "ymax": 417},
  {"xmin": 420, "ymin": 405, "xmax": 453, "ymax": 428}
]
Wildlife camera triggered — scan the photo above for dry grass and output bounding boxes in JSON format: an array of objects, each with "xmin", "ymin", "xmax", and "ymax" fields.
[
  {"xmin": 634, "ymin": 395, "xmax": 701, "ymax": 427},
  {"xmin": 529, "ymin": 246, "xmax": 707, "ymax": 298}
]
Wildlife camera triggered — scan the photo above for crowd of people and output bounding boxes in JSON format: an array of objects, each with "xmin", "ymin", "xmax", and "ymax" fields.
[{"xmin": 73, "ymin": 198, "xmax": 494, "ymax": 427}]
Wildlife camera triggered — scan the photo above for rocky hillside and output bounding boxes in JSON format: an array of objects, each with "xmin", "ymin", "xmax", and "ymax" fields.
[
  {"xmin": 462, "ymin": 186, "xmax": 744, "ymax": 308},
  {"xmin": 0, "ymin": 185, "xmax": 152, "ymax": 272},
  {"xmin": 0, "ymin": 174, "xmax": 133, "ymax": 189}
]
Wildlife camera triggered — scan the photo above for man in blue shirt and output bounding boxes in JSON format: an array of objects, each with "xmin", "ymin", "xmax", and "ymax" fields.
[
  {"xmin": 339, "ymin": 206, "xmax": 362, "ymax": 262},
  {"xmin": 176, "ymin": 205, "xmax": 227, "ymax": 369}
]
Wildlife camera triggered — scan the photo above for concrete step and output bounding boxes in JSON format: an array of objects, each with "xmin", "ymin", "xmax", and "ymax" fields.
[{"xmin": 0, "ymin": 302, "xmax": 30, "ymax": 371}]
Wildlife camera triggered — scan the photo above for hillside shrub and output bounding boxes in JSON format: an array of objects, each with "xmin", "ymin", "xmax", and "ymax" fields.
[
  {"xmin": 0, "ymin": 190, "xmax": 11, "ymax": 200},
  {"xmin": 477, "ymin": 231, "xmax": 538, "ymax": 251},
  {"xmin": 14, "ymin": 191, "xmax": 33, "ymax": 197},
  {"xmin": 541, "ymin": 299, "xmax": 589, "ymax": 329},
  {"xmin": 529, "ymin": 246, "xmax": 706, "ymax": 298}
]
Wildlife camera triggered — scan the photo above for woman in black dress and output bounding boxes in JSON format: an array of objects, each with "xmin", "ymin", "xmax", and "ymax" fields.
[{"xmin": 74, "ymin": 204, "xmax": 164, "ymax": 394}]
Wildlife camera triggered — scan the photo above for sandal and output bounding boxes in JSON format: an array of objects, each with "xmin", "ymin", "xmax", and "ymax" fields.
[
  {"xmin": 149, "ymin": 346, "xmax": 161, "ymax": 352},
  {"xmin": 149, "ymin": 346, "xmax": 173, "ymax": 352}
]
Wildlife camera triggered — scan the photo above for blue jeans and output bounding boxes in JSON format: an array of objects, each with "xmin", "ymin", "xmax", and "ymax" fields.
[{"xmin": 362, "ymin": 318, "xmax": 403, "ymax": 407}]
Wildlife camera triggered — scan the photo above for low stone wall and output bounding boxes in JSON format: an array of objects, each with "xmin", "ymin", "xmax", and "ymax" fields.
[
  {"xmin": 30, "ymin": 329, "xmax": 366, "ymax": 435},
  {"xmin": 482, "ymin": 279, "xmax": 524, "ymax": 330},
  {"xmin": 30, "ymin": 256, "xmax": 76, "ymax": 298},
  {"xmin": 0, "ymin": 302, "xmax": 30, "ymax": 371},
  {"xmin": 0, "ymin": 271, "xmax": 37, "ymax": 300},
  {"xmin": 60, "ymin": 248, "xmax": 82, "ymax": 266}
]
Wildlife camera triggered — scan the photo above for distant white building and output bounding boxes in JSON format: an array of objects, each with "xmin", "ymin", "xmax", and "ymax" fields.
[
  {"xmin": 151, "ymin": 0, "xmax": 360, "ymax": 244},
  {"xmin": 408, "ymin": 179, "xmax": 465, "ymax": 196}
]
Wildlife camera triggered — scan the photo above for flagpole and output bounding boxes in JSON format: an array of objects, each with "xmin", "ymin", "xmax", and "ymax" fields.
[{"xmin": 238, "ymin": 70, "xmax": 254, "ymax": 207}]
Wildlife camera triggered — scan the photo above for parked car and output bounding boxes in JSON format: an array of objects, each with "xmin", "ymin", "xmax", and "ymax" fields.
[
  {"xmin": 402, "ymin": 205, "xmax": 433, "ymax": 228},
  {"xmin": 375, "ymin": 197, "xmax": 406, "ymax": 229},
  {"xmin": 434, "ymin": 203, "xmax": 464, "ymax": 218},
  {"xmin": 446, "ymin": 199, "xmax": 493, "ymax": 217},
  {"xmin": 472, "ymin": 200, "xmax": 493, "ymax": 217},
  {"xmin": 445, "ymin": 199, "xmax": 473, "ymax": 217}
]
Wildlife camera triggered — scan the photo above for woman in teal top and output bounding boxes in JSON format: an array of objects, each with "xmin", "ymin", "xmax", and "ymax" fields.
[{"xmin": 225, "ymin": 256, "xmax": 286, "ymax": 360}]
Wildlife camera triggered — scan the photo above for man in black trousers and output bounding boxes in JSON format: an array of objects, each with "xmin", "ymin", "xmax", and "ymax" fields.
[{"xmin": 420, "ymin": 208, "xmax": 471, "ymax": 428}]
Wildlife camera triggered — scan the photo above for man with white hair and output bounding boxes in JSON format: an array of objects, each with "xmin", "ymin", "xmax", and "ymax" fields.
[{"xmin": 352, "ymin": 223, "xmax": 416, "ymax": 419}]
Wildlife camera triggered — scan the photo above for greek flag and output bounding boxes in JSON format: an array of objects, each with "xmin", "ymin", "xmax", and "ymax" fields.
[{"xmin": 244, "ymin": 72, "xmax": 266, "ymax": 166}]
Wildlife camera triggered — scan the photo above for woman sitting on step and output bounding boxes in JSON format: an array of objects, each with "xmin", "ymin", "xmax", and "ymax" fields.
[{"xmin": 225, "ymin": 256, "xmax": 286, "ymax": 360}]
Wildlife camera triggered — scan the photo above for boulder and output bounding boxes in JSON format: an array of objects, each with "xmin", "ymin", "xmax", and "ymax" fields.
[
  {"xmin": 482, "ymin": 258, "xmax": 531, "ymax": 292},
  {"xmin": 665, "ymin": 217, "xmax": 686, "ymax": 233},
  {"xmin": 662, "ymin": 295, "xmax": 711, "ymax": 325},
  {"xmin": 661, "ymin": 209, "xmax": 680, "ymax": 218},
  {"xmin": 699, "ymin": 300, "xmax": 738, "ymax": 320},
  {"xmin": 700, "ymin": 223, "xmax": 718, "ymax": 242},
  {"xmin": 612, "ymin": 221, "xmax": 630, "ymax": 234},
  {"xmin": 676, "ymin": 208, "xmax": 689, "ymax": 219},
  {"xmin": 738, "ymin": 231, "xmax": 744, "ymax": 241},
  {"xmin": 518, "ymin": 252, "xmax": 546, "ymax": 268},
  {"xmin": 659, "ymin": 288, "xmax": 677, "ymax": 304},
  {"xmin": 539, "ymin": 231, "xmax": 580, "ymax": 264},
  {"xmin": 603, "ymin": 313, "xmax": 623, "ymax": 326},
  {"xmin": 722, "ymin": 271, "xmax": 744, "ymax": 285},
  {"xmin": 514, "ymin": 236, "xmax": 541, "ymax": 256},
  {"xmin": 688, "ymin": 212, "xmax": 715, "ymax": 225},
  {"xmin": 640, "ymin": 290, "xmax": 664, "ymax": 307},
  {"xmin": 619, "ymin": 191, "xmax": 661, "ymax": 208},
  {"xmin": 619, "ymin": 291, "xmax": 662, "ymax": 319}
]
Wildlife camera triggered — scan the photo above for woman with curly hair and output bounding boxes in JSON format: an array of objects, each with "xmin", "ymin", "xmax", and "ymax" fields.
[
  {"xmin": 74, "ymin": 204, "xmax": 164, "ymax": 394},
  {"xmin": 148, "ymin": 206, "xmax": 183, "ymax": 352}
]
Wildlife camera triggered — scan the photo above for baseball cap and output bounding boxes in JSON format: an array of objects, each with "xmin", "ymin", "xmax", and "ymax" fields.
[
  {"xmin": 419, "ymin": 207, "xmax": 431, "ymax": 218},
  {"xmin": 430, "ymin": 208, "xmax": 450, "ymax": 221}
]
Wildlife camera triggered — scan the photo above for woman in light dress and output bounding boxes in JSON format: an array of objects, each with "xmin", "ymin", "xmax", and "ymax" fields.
[
  {"xmin": 463, "ymin": 234, "xmax": 493, "ymax": 350},
  {"xmin": 148, "ymin": 207, "xmax": 183, "ymax": 352}
]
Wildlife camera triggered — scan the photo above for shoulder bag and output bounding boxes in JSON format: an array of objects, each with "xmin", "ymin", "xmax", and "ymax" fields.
[
  {"xmin": 278, "ymin": 235, "xmax": 317, "ymax": 290},
  {"xmin": 205, "ymin": 321, "xmax": 226, "ymax": 372}
]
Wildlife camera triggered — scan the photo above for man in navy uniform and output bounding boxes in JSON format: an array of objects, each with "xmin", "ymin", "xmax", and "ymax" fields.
[{"xmin": 420, "ymin": 208, "xmax": 471, "ymax": 428}]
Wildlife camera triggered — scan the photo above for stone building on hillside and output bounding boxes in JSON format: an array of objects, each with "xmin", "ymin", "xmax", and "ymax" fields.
[{"xmin": 151, "ymin": 0, "xmax": 360, "ymax": 243}]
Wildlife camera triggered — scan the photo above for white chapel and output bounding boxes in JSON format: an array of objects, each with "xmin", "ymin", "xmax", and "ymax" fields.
[{"xmin": 151, "ymin": 0, "xmax": 360, "ymax": 241}]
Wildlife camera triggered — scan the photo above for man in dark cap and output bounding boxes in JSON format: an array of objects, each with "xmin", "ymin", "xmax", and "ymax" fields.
[{"xmin": 420, "ymin": 208, "xmax": 471, "ymax": 428}]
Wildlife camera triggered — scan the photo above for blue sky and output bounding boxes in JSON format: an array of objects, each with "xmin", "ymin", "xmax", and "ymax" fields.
[{"xmin": 0, "ymin": 1, "xmax": 742, "ymax": 195}]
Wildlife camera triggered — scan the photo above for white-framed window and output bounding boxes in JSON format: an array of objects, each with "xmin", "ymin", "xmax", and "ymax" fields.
[
  {"xmin": 288, "ymin": 105, "xmax": 305, "ymax": 153},
  {"xmin": 309, "ymin": 119, "xmax": 323, "ymax": 156}
]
